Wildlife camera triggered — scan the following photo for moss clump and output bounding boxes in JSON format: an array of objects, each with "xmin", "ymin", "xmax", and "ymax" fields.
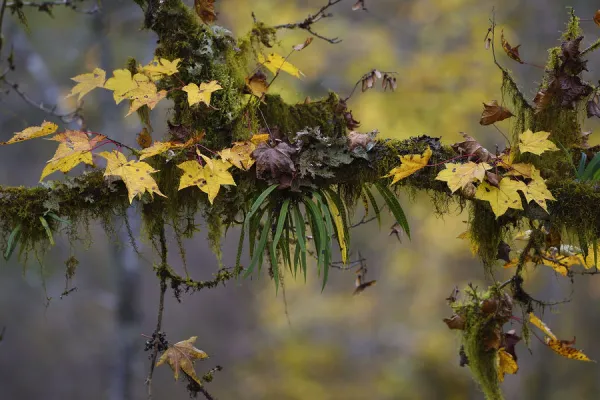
[{"xmin": 259, "ymin": 92, "xmax": 347, "ymax": 140}]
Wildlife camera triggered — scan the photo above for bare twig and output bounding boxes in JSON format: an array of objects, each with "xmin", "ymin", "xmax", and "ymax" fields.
[
  {"xmin": 273, "ymin": 0, "xmax": 347, "ymax": 44},
  {"xmin": 1, "ymin": 77, "xmax": 82, "ymax": 123},
  {"xmin": 146, "ymin": 224, "xmax": 168, "ymax": 400}
]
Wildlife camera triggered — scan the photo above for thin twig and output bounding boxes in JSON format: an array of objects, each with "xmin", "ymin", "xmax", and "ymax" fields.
[
  {"xmin": 146, "ymin": 224, "xmax": 169, "ymax": 400},
  {"xmin": 1, "ymin": 77, "xmax": 82, "ymax": 122},
  {"xmin": 273, "ymin": 0, "xmax": 346, "ymax": 44}
]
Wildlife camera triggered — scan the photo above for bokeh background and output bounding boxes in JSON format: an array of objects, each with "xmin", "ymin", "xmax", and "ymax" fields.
[{"xmin": 1, "ymin": 0, "xmax": 600, "ymax": 399}]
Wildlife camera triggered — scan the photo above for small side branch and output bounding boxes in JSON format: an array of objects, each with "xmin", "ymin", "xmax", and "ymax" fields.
[
  {"xmin": 273, "ymin": 0, "xmax": 347, "ymax": 44},
  {"xmin": 6, "ymin": 0, "xmax": 100, "ymax": 14}
]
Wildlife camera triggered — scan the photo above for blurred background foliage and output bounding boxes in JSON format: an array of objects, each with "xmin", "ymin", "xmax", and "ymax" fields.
[{"xmin": 1, "ymin": 0, "xmax": 600, "ymax": 399}]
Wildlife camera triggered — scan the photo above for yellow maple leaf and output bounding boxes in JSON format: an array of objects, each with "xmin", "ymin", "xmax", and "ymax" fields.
[
  {"xmin": 40, "ymin": 131, "xmax": 105, "ymax": 181},
  {"xmin": 156, "ymin": 336, "xmax": 209, "ymax": 384},
  {"xmin": 99, "ymin": 150, "xmax": 166, "ymax": 203},
  {"xmin": 250, "ymin": 133, "xmax": 269, "ymax": 145},
  {"xmin": 475, "ymin": 178, "xmax": 525, "ymax": 217},
  {"xmin": 529, "ymin": 313, "xmax": 557, "ymax": 340},
  {"xmin": 1, "ymin": 121, "xmax": 58, "ymax": 145},
  {"xmin": 245, "ymin": 74, "xmax": 269, "ymax": 98},
  {"xmin": 103, "ymin": 69, "xmax": 138, "ymax": 104},
  {"xmin": 497, "ymin": 348, "xmax": 518, "ymax": 382},
  {"xmin": 123, "ymin": 74, "xmax": 167, "ymax": 116},
  {"xmin": 177, "ymin": 151, "xmax": 235, "ymax": 204},
  {"xmin": 521, "ymin": 166, "xmax": 555, "ymax": 212},
  {"xmin": 519, "ymin": 130, "xmax": 559, "ymax": 155},
  {"xmin": 258, "ymin": 53, "xmax": 304, "ymax": 78},
  {"xmin": 504, "ymin": 163, "xmax": 533, "ymax": 178},
  {"xmin": 182, "ymin": 81, "xmax": 222, "ymax": 107},
  {"xmin": 385, "ymin": 147, "xmax": 432, "ymax": 185},
  {"xmin": 67, "ymin": 68, "xmax": 106, "ymax": 101},
  {"xmin": 218, "ymin": 141, "xmax": 256, "ymax": 170},
  {"xmin": 546, "ymin": 338, "xmax": 594, "ymax": 362},
  {"xmin": 436, "ymin": 162, "xmax": 491, "ymax": 193},
  {"xmin": 139, "ymin": 57, "xmax": 181, "ymax": 81},
  {"xmin": 139, "ymin": 136, "xmax": 202, "ymax": 160}
]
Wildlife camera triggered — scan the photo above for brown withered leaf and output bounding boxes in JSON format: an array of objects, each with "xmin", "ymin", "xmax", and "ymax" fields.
[
  {"xmin": 245, "ymin": 70, "xmax": 268, "ymax": 99},
  {"xmin": 533, "ymin": 89, "xmax": 553, "ymax": 114},
  {"xmin": 446, "ymin": 286, "xmax": 459, "ymax": 304},
  {"xmin": 252, "ymin": 141, "xmax": 297, "ymax": 188},
  {"xmin": 347, "ymin": 131, "xmax": 374, "ymax": 151},
  {"xmin": 443, "ymin": 314, "xmax": 466, "ymax": 330},
  {"xmin": 501, "ymin": 29, "xmax": 524, "ymax": 64},
  {"xmin": 497, "ymin": 241, "xmax": 511, "ymax": 263},
  {"xmin": 194, "ymin": 0, "xmax": 217, "ymax": 24},
  {"xmin": 344, "ymin": 110, "xmax": 361, "ymax": 130},
  {"xmin": 353, "ymin": 276, "xmax": 376, "ymax": 295},
  {"xmin": 595, "ymin": 10, "xmax": 600, "ymax": 27},
  {"xmin": 587, "ymin": 95, "xmax": 600, "ymax": 118},
  {"xmin": 451, "ymin": 132, "xmax": 496, "ymax": 162},
  {"xmin": 137, "ymin": 128, "xmax": 152, "ymax": 149},
  {"xmin": 293, "ymin": 37, "xmax": 313, "ymax": 51},
  {"xmin": 502, "ymin": 329, "xmax": 522, "ymax": 361},
  {"xmin": 352, "ymin": 0, "xmax": 366, "ymax": 11},
  {"xmin": 382, "ymin": 73, "xmax": 397, "ymax": 91},
  {"xmin": 556, "ymin": 73, "xmax": 593, "ymax": 108},
  {"xmin": 485, "ymin": 171, "xmax": 500, "ymax": 188},
  {"xmin": 561, "ymin": 36, "xmax": 587, "ymax": 74},
  {"xmin": 156, "ymin": 336, "xmax": 209, "ymax": 384},
  {"xmin": 484, "ymin": 328, "xmax": 502, "ymax": 350},
  {"xmin": 479, "ymin": 100, "xmax": 514, "ymax": 125}
]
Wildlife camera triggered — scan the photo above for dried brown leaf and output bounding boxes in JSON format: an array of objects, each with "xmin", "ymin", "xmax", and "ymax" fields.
[{"xmin": 479, "ymin": 100, "xmax": 513, "ymax": 125}]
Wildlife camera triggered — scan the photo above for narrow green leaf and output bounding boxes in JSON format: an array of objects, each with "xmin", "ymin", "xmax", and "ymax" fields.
[
  {"xmin": 374, "ymin": 182, "xmax": 411, "ymax": 239},
  {"xmin": 4, "ymin": 224, "xmax": 21, "ymax": 261},
  {"xmin": 360, "ymin": 191, "xmax": 370, "ymax": 217},
  {"xmin": 234, "ymin": 223, "xmax": 245, "ymax": 276},
  {"xmin": 39, "ymin": 216, "xmax": 55, "ymax": 246},
  {"xmin": 363, "ymin": 185, "xmax": 381, "ymax": 228},
  {"xmin": 303, "ymin": 197, "xmax": 326, "ymax": 278},
  {"xmin": 313, "ymin": 192, "xmax": 332, "ymax": 291},
  {"xmin": 248, "ymin": 205, "xmax": 268, "ymax": 258},
  {"xmin": 582, "ymin": 153, "xmax": 600, "ymax": 181},
  {"xmin": 45, "ymin": 212, "xmax": 71, "ymax": 225},
  {"xmin": 292, "ymin": 204, "xmax": 308, "ymax": 281},
  {"xmin": 271, "ymin": 199, "xmax": 291, "ymax": 291},
  {"xmin": 247, "ymin": 184, "xmax": 278, "ymax": 222},
  {"xmin": 244, "ymin": 209, "xmax": 272, "ymax": 278}
]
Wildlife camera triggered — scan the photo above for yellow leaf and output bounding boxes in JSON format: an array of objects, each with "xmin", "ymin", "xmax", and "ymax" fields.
[
  {"xmin": 435, "ymin": 162, "xmax": 491, "ymax": 193},
  {"xmin": 475, "ymin": 178, "xmax": 525, "ymax": 217},
  {"xmin": 521, "ymin": 166, "xmax": 555, "ymax": 212},
  {"xmin": 182, "ymin": 81, "xmax": 222, "ymax": 107},
  {"xmin": 218, "ymin": 141, "xmax": 256, "ymax": 170},
  {"xmin": 123, "ymin": 74, "xmax": 167, "ymax": 116},
  {"xmin": 529, "ymin": 313, "xmax": 557, "ymax": 340},
  {"xmin": 546, "ymin": 338, "xmax": 594, "ymax": 362},
  {"xmin": 156, "ymin": 336, "xmax": 209, "ymax": 384},
  {"xmin": 40, "ymin": 131, "xmax": 105, "ymax": 181},
  {"xmin": 139, "ymin": 136, "xmax": 203, "ymax": 160},
  {"xmin": 139, "ymin": 57, "xmax": 181, "ymax": 80},
  {"xmin": 538, "ymin": 252, "xmax": 569, "ymax": 276},
  {"xmin": 245, "ymin": 73, "xmax": 269, "ymax": 98},
  {"xmin": 103, "ymin": 69, "xmax": 138, "ymax": 104},
  {"xmin": 1, "ymin": 121, "xmax": 58, "ymax": 145},
  {"xmin": 385, "ymin": 147, "xmax": 432, "ymax": 185},
  {"xmin": 323, "ymin": 190, "xmax": 349, "ymax": 264},
  {"xmin": 67, "ymin": 68, "xmax": 106, "ymax": 101},
  {"xmin": 497, "ymin": 348, "xmax": 518, "ymax": 382},
  {"xmin": 250, "ymin": 134, "xmax": 270, "ymax": 145},
  {"xmin": 504, "ymin": 163, "xmax": 533, "ymax": 178},
  {"xmin": 258, "ymin": 53, "xmax": 304, "ymax": 78},
  {"xmin": 457, "ymin": 230, "xmax": 479, "ymax": 256},
  {"xmin": 177, "ymin": 151, "xmax": 235, "ymax": 204},
  {"xmin": 519, "ymin": 130, "xmax": 559, "ymax": 155},
  {"xmin": 99, "ymin": 150, "xmax": 166, "ymax": 203}
]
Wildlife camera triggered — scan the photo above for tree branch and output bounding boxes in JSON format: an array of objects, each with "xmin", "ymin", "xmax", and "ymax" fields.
[{"xmin": 273, "ymin": 0, "xmax": 347, "ymax": 44}]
